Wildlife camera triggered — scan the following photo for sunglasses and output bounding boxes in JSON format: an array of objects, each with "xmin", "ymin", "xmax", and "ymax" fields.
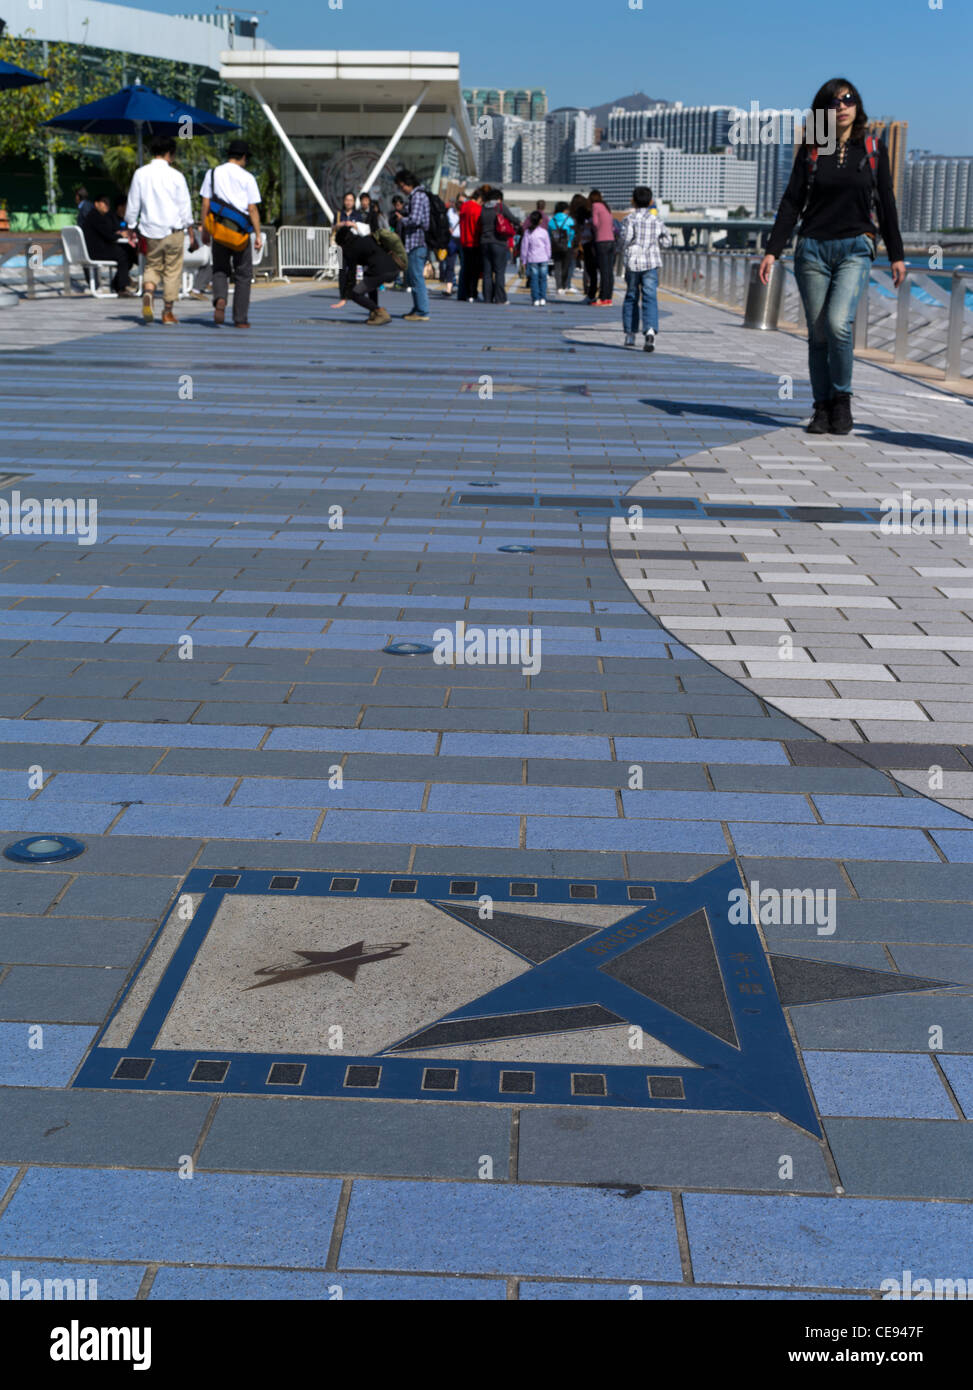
[{"xmin": 828, "ymin": 94, "xmax": 857, "ymax": 108}]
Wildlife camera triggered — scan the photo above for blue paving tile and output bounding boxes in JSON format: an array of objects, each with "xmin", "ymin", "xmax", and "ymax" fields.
[
  {"xmin": 112, "ymin": 805, "xmax": 320, "ymax": 840},
  {"xmin": 233, "ymin": 778, "xmax": 425, "ymax": 810},
  {"xmin": 439, "ymin": 733, "xmax": 610, "ymax": 760},
  {"xmin": 520, "ymin": 1282, "xmax": 864, "ymax": 1300},
  {"xmin": 729, "ymin": 823, "xmax": 939, "ymax": 861},
  {"xmin": 928, "ymin": 831, "xmax": 973, "ymax": 863},
  {"xmin": 266, "ymin": 728, "xmax": 438, "ymax": 754},
  {"xmin": 0, "ymin": 804, "xmax": 117, "ymax": 834},
  {"xmin": 803, "ymin": 1052, "xmax": 955, "ymax": 1119},
  {"xmin": 526, "ymin": 817, "xmax": 727, "ymax": 853},
  {"xmin": 683, "ymin": 1194, "xmax": 972, "ymax": 1289},
  {"xmin": 149, "ymin": 1268, "xmax": 504, "ymax": 1300},
  {"xmin": 0, "ymin": 1261, "xmax": 145, "ymax": 1300},
  {"xmin": 812, "ymin": 795, "xmax": 972, "ymax": 829},
  {"xmin": 321, "ymin": 810, "xmax": 520, "ymax": 848},
  {"xmin": 940, "ymin": 1056, "xmax": 973, "ymax": 1118},
  {"xmin": 0, "ymin": 1022, "xmax": 96, "ymax": 1086},
  {"xmin": 88, "ymin": 723, "xmax": 266, "ymax": 749},
  {"xmin": 36, "ymin": 773, "xmax": 238, "ymax": 805},
  {"xmin": 338, "ymin": 1180, "xmax": 681, "ymax": 1280},
  {"xmin": 0, "ymin": 1168, "xmax": 342, "ymax": 1267},
  {"xmin": 0, "ymin": 720, "xmax": 96, "ymax": 745},
  {"xmin": 427, "ymin": 784, "xmax": 618, "ymax": 816},
  {"xmin": 615, "ymin": 737, "xmax": 789, "ymax": 765},
  {"xmin": 621, "ymin": 791, "xmax": 814, "ymax": 822}
]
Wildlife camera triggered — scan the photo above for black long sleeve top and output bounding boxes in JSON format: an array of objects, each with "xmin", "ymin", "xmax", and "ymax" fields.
[{"xmin": 766, "ymin": 138, "xmax": 904, "ymax": 262}]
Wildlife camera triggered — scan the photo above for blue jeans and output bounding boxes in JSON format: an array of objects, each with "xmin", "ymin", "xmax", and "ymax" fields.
[
  {"xmin": 407, "ymin": 244, "xmax": 430, "ymax": 315},
  {"xmin": 526, "ymin": 262, "xmax": 548, "ymax": 301},
  {"xmin": 623, "ymin": 267, "xmax": 659, "ymax": 334},
  {"xmin": 794, "ymin": 234, "xmax": 874, "ymax": 400}
]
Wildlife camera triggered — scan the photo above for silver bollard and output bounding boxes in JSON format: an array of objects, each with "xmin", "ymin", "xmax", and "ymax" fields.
[{"xmin": 743, "ymin": 259, "xmax": 785, "ymax": 330}]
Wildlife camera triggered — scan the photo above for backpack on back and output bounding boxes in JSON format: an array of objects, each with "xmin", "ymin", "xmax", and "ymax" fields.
[
  {"xmin": 424, "ymin": 192, "xmax": 451, "ymax": 253},
  {"xmin": 375, "ymin": 226, "xmax": 407, "ymax": 270},
  {"xmin": 549, "ymin": 219, "xmax": 569, "ymax": 253}
]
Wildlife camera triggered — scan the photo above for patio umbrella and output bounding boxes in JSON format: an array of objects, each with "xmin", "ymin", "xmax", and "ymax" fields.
[
  {"xmin": 0, "ymin": 59, "xmax": 47, "ymax": 91},
  {"xmin": 44, "ymin": 81, "xmax": 238, "ymax": 162}
]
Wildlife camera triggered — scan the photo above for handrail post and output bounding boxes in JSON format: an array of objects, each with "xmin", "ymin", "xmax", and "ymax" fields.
[
  {"xmin": 718, "ymin": 256, "xmax": 727, "ymax": 303},
  {"xmin": 893, "ymin": 267, "xmax": 911, "ymax": 363},
  {"xmin": 944, "ymin": 270, "xmax": 969, "ymax": 384},
  {"xmin": 25, "ymin": 239, "xmax": 35, "ymax": 299}
]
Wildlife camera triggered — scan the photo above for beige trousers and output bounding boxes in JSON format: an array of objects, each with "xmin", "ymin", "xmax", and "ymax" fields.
[{"xmin": 143, "ymin": 231, "xmax": 184, "ymax": 304}]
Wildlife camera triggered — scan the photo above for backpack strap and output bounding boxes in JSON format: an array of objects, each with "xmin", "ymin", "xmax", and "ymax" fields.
[
  {"xmin": 802, "ymin": 146, "xmax": 819, "ymax": 213},
  {"xmin": 865, "ymin": 134, "xmax": 879, "ymax": 177}
]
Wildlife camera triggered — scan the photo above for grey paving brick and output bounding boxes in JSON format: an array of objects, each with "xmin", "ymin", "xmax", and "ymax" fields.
[
  {"xmin": 625, "ymin": 852, "xmax": 728, "ymax": 881},
  {"xmin": 199, "ymin": 1095, "xmax": 512, "ymax": 1179},
  {"xmin": 0, "ymin": 871, "xmax": 71, "ymax": 915},
  {"xmin": 887, "ymin": 945, "xmax": 973, "ymax": 982},
  {"xmin": 0, "ymin": 965, "xmax": 128, "ymax": 1022},
  {"xmin": 738, "ymin": 859, "xmax": 855, "ymax": 896},
  {"xmin": 0, "ymin": 1089, "xmax": 212, "ymax": 1167},
  {"xmin": 847, "ymin": 862, "xmax": 973, "ymax": 901},
  {"xmin": 518, "ymin": 1108, "xmax": 832, "ymax": 1191},
  {"xmin": 527, "ymin": 760, "xmax": 710, "ymax": 790},
  {"xmin": 792, "ymin": 994, "xmax": 971, "ymax": 1051},
  {"xmin": 0, "ymin": 917, "xmax": 152, "ymax": 967},
  {"xmin": 825, "ymin": 1118, "xmax": 973, "ymax": 1200},
  {"xmin": 52, "ymin": 876, "xmax": 180, "ymax": 920},
  {"xmin": 196, "ymin": 841, "xmax": 415, "ymax": 871},
  {"xmin": 711, "ymin": 765, "xmax": 894, "ymax": 794}
]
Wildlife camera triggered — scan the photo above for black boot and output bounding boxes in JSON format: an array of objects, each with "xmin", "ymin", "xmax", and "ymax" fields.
[
  {"xmin": 806, "ymin": 401, "xmax": 831, "ymax": 434},
  {"xmin": 829, "ymin": 393, "xmax": 854, "ymax": 435}
]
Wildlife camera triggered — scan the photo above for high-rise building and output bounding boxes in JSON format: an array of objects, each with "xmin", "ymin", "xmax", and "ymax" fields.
[
  {"xmin": 464, "ymin": 87, "xmax": 547, "ymax": 124},
  {"xmin": 903, "ymin": 152, "xmax": 973, "ymax": 233},
  {"xmin": 545, "ymin": 108, "xmax": 595, "ymax": 182},
  {"xmin": 606, "ymin": 104, "xmax": 738, "ymax": 154},
  {"xmin": 867, "ymin": 119, "xmax": 909, "ymax": 203},
  {"xmin": 572, "ymin": 143, "xmax": 757, "ymax": 212}
]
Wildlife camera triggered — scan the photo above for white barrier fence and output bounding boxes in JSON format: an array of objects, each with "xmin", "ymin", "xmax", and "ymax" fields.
[{"xmin": 277, "ymin": 226, "xmax": 339, "ymax": 280}]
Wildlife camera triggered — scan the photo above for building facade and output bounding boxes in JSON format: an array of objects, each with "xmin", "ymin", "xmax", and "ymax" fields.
[
  {"xmin": 903, "ymin": 152, "xmax": 973, "ymax": 232},
  {"xmin": 463, "ymin": 87, "xmax": 547, "ymax": 124},
  {"xmin": 545, "ymin": 108, "xmax": 595, "ymax": 183},
  {"xmin": 572, "ymin": 143, "xmax": 757, "ymax": 212},
  {"xmin": 606, "ymin": 104, "xmax": 738, "ymax": 154}
]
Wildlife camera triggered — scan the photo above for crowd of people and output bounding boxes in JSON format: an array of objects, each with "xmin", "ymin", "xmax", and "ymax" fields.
[
  {"xmin": 77, "ymin": 135, "xmax": 262, "ymax": 326},
  {"xmin": 72, "ymin": 73, "xmax": 905, "ymax": 433}
]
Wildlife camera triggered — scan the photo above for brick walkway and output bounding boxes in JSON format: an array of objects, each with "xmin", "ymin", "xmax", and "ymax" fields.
[{"xmin": 0, "ymin": 278, "xmax": 970, "ymax": 1299}]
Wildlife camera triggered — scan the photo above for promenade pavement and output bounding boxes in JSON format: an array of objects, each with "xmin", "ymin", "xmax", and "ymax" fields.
[{"xmin": 0, "ymin": 274, "xmax": 970, "ymax": 1300}]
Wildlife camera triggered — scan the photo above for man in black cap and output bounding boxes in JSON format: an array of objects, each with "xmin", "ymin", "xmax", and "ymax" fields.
[{"xmin": 200, "ymin": 139, "xmax": 263, "ymax": 327}]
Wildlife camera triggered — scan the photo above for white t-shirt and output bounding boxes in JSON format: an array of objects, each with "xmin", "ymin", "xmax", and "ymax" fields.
[{"xmin": 200, "ymin": 162, "xmax": 261, "ymax": 213}]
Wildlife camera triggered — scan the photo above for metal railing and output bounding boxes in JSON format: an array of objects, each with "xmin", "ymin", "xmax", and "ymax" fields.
[
  {"xmin": 277, "ymin": 225, "xmax": 338, "ymax": 280},
  {"xmin": 659, "ymin": 249, "xmax": 973, "ymax": 386}
]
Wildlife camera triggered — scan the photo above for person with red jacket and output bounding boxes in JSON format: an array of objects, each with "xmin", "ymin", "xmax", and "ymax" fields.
[{"xmin": 458, "ymin": 187, "xmax": 483, "ymax": 301}]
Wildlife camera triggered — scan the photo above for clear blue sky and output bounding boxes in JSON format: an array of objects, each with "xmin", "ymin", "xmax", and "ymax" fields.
[{"xmin": 128, "ymin": 0, "xmax": 971, "ymax": 153}]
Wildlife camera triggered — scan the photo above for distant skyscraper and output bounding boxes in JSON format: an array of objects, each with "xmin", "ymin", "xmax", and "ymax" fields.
[
  {"xmin": 903, "ymin": 152, "xmax": 973, "ymax": 233},
  {"xmin": 464, "ymin": 87, "xmax": 547, "ymax": 125},
  {"xmin": 545, "ymin": 108, "xmax": 595, "ymax": 182},
  {"xmin": 572, "ymin": 143, "xmax": 757, "ymax": 212},
  {"xmin": 607, "ymin": 104, "xmax": 738, "ymax": 153},
  {"xmin": 867, "ymin": 119, "xmax": 909, "ymax": 203}
]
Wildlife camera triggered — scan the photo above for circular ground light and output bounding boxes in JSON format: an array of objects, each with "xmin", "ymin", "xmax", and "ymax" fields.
[
  {"xmin": 383, "ymin": 641, "xmax": 434, "ymax": 656},
  {"xmin": 498, "ymin": 544, "xmax": 535, "ymax": 553},
  {"xmin": 4, "ymin": 835, "xmax": 86, "ymax": 864}
]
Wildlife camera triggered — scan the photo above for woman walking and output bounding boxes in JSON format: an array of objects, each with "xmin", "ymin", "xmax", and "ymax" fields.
[
  {"xmin": 479, "ymin": 187, "xmax": 521, "ymax": 304},
  {"xmin": 519, "ymin": 210, "xmax": 552, "ymax": 305},
  {"xmin": 759, "ymin": 76, "xmax": 905, "ymax": 435},
  {"xmin": 569, "ymin": 193, "xmax": 593, "ymax": 300},
  {"xmin": 588, "ymin": 190, "xmax": 616, "ymax": 306},
  {"xmin": 548, "ymin": 201, "xmax": 575, "ymax": 295}
]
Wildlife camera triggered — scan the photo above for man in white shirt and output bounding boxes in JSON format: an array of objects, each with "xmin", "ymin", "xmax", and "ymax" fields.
[
  {"xmin": 200, "ymin": 140, "xmax": 262, "ymax": 328},
  {"xmin": 125, "ymin": 136, "xmax": 193, "ymax": 325}
]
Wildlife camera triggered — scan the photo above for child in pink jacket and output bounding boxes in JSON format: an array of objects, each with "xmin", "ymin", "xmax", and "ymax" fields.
[{"xmin": 519, "ymin": 211, "xmax": 552, "ymax": 305}]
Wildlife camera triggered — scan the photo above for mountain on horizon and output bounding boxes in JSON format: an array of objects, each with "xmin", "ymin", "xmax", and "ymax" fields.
[{"xmin": 585, "ymin": 92, "xmax": 672, "ymax": 127}]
